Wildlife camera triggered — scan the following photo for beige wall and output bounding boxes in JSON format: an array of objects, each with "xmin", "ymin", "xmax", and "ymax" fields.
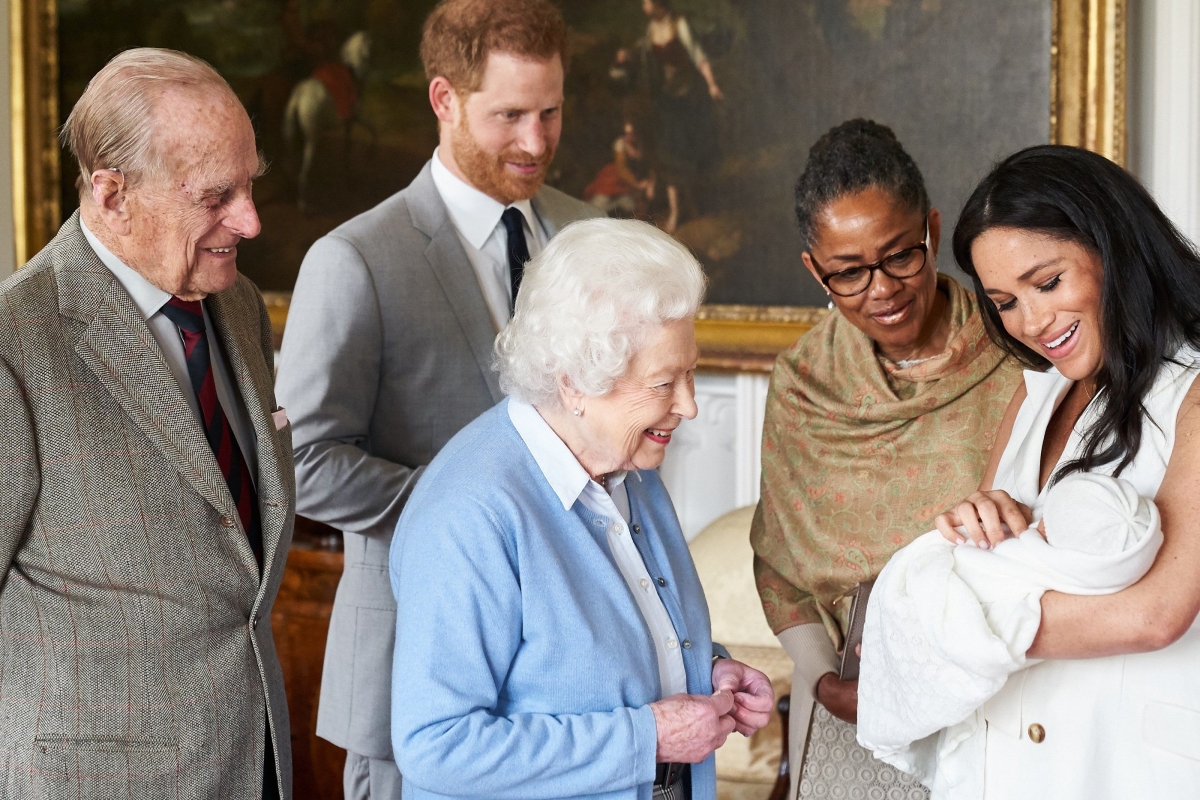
[{"xmin": 0, "ymin": 0, "xmax": 14, "ymax": 279}]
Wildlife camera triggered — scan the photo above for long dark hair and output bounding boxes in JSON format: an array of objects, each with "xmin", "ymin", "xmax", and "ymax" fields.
[{"xmin": 953, "ymin": 144, "xmax": 1200, "ymax": 482}]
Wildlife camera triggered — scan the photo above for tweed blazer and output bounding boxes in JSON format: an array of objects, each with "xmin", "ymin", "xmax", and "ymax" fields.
[
  {"xmin": 275, "ymin": 161, "xmax": 602, "ymax": 758},
  {"xmin": 0, "ymin": 214, "xmax": 295, "ymax": 799}
]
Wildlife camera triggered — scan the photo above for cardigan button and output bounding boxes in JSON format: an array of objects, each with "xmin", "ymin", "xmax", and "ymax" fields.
[
  {"xmin": 1028, "ymin": 723, "xmax": 1045, "ymax": 744},
  {"xmin": 682, "ymin": 640, "xmax": 692, "ymax": 649},
  {"xmin": 632, "ymin": 524, "xmax": 642, "ymax": 534},
  {"xmin": 656, "ymin": 577, "xmax": 667, "ymax": 587}
]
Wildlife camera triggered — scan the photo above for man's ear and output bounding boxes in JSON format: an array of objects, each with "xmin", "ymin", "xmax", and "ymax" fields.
[
  {"xmin": 89, "ymin": 169, "xmax": 132, "ymax": 236},
  {"xmin": 428, "ymin": 76, "xmax": 460, "ymax": 126}
]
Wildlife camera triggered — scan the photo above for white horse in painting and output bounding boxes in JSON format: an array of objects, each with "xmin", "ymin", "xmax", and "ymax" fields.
[{"xmin": 283, "ymin": 31, "xmax": 374, "ymax": 211}]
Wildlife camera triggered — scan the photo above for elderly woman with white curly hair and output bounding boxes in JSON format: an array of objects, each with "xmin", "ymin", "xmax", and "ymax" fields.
[{"xmin": 388, "ymin": 218, "xmax": 774, "ymax": 800}]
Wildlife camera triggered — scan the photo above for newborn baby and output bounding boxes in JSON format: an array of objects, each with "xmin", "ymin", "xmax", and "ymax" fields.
[
  {"xmin": 1039, "ymin": 472, "xmax": 1154, "ymax": 555},
  {"xmin": 856, "ymin": 473, "xmax": 1162, "ymax": 800}
]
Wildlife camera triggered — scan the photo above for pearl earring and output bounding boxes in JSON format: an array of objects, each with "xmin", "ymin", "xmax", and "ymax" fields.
[{"xmin": 573, "ymin": 408, "xmax": 581, "ymax": 417}]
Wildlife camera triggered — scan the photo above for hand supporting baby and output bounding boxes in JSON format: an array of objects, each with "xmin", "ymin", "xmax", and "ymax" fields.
[{"xmin": 934, "ymin": 489, "xmax": 1033, "ymax": 549}]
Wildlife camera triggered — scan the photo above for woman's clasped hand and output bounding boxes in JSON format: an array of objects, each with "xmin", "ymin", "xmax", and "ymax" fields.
[{"xmin": 650, "ymin": 658, "xmax": 774, "ymax": 762}]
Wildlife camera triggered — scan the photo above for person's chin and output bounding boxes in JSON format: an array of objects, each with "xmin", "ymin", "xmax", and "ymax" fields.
[
  {"xmin": 868, "ymin": 319, "xmax": 922, "ymax": 351},
  {"xmin": 501, "ymin": 166, "xmax": 548, "ymax": 199},
  {"xmin": 1054, "ymin": 347, "xmax": 1101, "ymax": 382},
  {"xmin": 193, "ymin": 261, "xmax": 240, "ymax": 296}
]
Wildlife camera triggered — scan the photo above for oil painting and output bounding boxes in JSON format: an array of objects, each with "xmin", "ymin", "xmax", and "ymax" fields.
[{"xmin": 34, "ymin": 0, "xmax": 1111, "ymax": 312}]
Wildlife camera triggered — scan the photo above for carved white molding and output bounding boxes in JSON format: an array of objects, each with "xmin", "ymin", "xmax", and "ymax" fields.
[
  {"xmin": 1137, "ymin": 0, "xmax": 1200, "ymax": 242},
  {"xmin": 659, "ymin": 372, "xmax": 771, "ymax": 540}
]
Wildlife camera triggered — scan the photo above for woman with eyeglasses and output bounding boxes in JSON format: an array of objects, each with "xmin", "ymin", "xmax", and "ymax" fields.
[{"xmin": 749, "ymin": 119, "xmax": 1023, "ymax": 798}]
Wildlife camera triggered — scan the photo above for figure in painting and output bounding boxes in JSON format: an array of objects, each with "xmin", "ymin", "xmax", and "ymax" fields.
[
  {"xmin": 611, "ymin": 0, "xmax": 725, "ymax": 233},
  {"xmin": 284, "ymin": 29, "xmax": 375, "ymax": 211},
  {"xmin": 583, "ymin": 119, "xmax": 660, "ymax": 219}
]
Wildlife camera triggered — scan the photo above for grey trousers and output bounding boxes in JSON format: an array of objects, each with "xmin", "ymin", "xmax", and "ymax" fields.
[{"xmin": 344, "ymin": 750, "xmax": 403, "ymax": 800}]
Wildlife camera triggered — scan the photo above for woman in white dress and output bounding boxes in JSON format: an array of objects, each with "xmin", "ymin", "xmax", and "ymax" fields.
[{"xmin": 932, "ymin": 144, "xmax": 1200, "ymax": 799}]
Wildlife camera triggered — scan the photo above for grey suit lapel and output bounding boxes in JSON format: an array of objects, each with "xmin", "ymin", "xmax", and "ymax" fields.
[
  {"xmin": 205, "ymin": 289, "xmax": 291, "ymax": 585},
  {"xmin": 60, "ymin": 230, "xmax": 236, "ymax": 522},
  {"xmin": 531, "ymin": 185, "xmax": 581, "ymax": 239},
  {"xmin": 407, "ymin": 164, "xmax": 504, "ymax": 403}
]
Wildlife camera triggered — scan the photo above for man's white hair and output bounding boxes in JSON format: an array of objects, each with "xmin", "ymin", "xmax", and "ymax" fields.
[
  {"xmin": 61, "ymin": 47, "xmax": 239, "ymax": 193},
  {"xmin": 495, "ymin": 218, "xmax": 706, "ymax": 407}
]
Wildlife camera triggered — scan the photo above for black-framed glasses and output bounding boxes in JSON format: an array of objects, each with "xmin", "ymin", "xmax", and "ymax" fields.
[{"xmin": 811, "ymin": 223, "xmax": 930, "ymax": 297}]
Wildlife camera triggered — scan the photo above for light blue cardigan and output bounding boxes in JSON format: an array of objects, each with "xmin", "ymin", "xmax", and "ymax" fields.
[{"xmin": 389, "ymin": 400, "xmax": 717, "ymax": 800}]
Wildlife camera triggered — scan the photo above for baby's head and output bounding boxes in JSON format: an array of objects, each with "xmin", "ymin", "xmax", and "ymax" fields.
[{"xmin": 1040, "ymin": 473, "xmax": 1157, "ymax": 556}]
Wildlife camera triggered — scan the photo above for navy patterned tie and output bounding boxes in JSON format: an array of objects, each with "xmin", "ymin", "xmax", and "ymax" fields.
[
  {"xmin": 501, "ymin": 207, "xmax": 531, "ymax": 305},
  {"xmin": 159, "ymin": 297, "xmax": 263, "ymax": 569}
]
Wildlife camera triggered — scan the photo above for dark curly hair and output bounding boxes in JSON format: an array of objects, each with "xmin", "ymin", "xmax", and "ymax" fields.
[
  {"xmin": 954, "ymin": 144, "xmax": 1200, "ymax": 483},
  {"xmin": 794, "ymin": 119, "xmax": 930, "ymax": 250}
]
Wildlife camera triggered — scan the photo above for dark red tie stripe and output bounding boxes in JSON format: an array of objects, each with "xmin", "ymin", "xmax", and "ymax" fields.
[{"xmin": 160, "ymin": 297, "xmax": 262, "ymax": 569}]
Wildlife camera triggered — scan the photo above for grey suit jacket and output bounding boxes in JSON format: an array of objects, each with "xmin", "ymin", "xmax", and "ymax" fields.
[
  {"xmin": 276, "ymin": 162, "xmax": 602, "ymax": 758},
  {"xmin": 0, "ymin": 214, "xmax": 295, "ymax": 799}
]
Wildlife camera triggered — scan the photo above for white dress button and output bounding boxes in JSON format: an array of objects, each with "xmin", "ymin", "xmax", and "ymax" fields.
[
  {"xmin": 639, "ymin": 578, "xmax": 650, "ymax": 590},
  {"xmin": 667, "ymin": 637, "xmax": 678, "ymax": 649}
]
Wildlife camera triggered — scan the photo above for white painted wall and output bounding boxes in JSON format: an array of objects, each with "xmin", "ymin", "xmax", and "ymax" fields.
[
  {"xmin": 658, "ymin": 373, "xmax": 770, "ymax": 540},
  {"xmin": 1129, "ymin": 0, "xmax": 1200, "ymax": 241}
]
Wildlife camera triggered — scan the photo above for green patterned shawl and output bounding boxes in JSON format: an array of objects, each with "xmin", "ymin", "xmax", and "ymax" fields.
[{"xmin": 751, "ymin": 276, "xmax": 1024, "ymax": 648}]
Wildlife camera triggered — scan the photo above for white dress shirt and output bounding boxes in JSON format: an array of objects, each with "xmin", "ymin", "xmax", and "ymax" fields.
[
  {"xmin": 508, "ymin": 399, "xmax": 689, "ymax": 698},
  {"xmin": 80, "ymin": 218, "xmax": 257, "ymax": 479},
  {"xmin": 430, "ymin": 147, "xmax": 548, "ymax": 332}
]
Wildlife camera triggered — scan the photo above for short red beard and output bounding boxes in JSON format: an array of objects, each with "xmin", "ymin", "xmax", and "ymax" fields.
[{"xmin": 451, "ymin": 115, "xmax": 554, "ymax": 205}]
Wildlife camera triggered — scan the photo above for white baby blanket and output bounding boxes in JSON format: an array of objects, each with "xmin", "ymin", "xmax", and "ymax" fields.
[{"xmin": 856, "ymin": 473, "xmax": 1162, "ymax": 800}]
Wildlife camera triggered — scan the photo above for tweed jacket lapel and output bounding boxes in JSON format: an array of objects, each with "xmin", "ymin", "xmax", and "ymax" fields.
[
  {"xmin": 408, "ymin": 164, "xmax": 504, "ymax": 403},
  {"xmin": 58, "ymin": 217, "xmax": 238, "ymax": 523},
  {"xmin": 205, "ymin": 289, "xmax": 292, "ymax": 588}
]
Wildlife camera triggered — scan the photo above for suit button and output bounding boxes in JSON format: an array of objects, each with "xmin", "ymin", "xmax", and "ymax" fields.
[
  {"xmin": 250, "ymin": 614, "xmax": 258, "ymax": 629},
  {"xmin": 1028, "ymin": 723, "xmax": 1045, "ymax": 743},
  {"xmin": 219, "ymin": 516, "xmax": 236, "ymax": 528}
]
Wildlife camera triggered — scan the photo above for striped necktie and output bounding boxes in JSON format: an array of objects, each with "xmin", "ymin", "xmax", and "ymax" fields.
[{"xmin": 159, "ymin": 297, "xmax": 263, "ymax": 569}]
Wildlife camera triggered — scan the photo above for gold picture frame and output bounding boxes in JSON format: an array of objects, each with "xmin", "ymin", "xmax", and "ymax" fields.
[{"xmin": 12, "ymin": 0, "xmax": 1127, "ymax": 372}]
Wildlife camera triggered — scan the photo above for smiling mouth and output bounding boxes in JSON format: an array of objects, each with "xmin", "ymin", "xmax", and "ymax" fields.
[
  {"xmin": 872, "ymin": 301, "xmax": 911, "ymax": 325},
  {"xmin": 204, "ymin": 246, "xmax": 235, "ymax": 254},
  {"xmin": 1043, "ymin": 321, "xmax": 1079, "ymax": 352},
  {"xmin": 644, "ymin": 427, "xmax": 675, "ymax": 444}
]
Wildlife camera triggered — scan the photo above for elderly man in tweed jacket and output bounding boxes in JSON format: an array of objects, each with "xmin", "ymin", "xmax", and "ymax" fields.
[{"xmin": 0, "ymin": 49, "xmax": 293, "ymax": 798}]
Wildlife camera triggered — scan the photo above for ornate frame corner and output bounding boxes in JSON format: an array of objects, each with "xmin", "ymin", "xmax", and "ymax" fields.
[{"xmin": 1051, "ymin": 0, "xmax": 1127, "ymax": 164}]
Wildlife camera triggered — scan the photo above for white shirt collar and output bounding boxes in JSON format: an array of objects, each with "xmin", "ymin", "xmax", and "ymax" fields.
[
  {"xmin": 430, "ymin": 147, "xmax": 538, "ymax": 250},
  {"xmin": 508, "ymin": 398, "xmax": 632, "ymax": 511},
  {"xmin": 79, "ymin": 217, "xmax": 172, "ymax": 321}
]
